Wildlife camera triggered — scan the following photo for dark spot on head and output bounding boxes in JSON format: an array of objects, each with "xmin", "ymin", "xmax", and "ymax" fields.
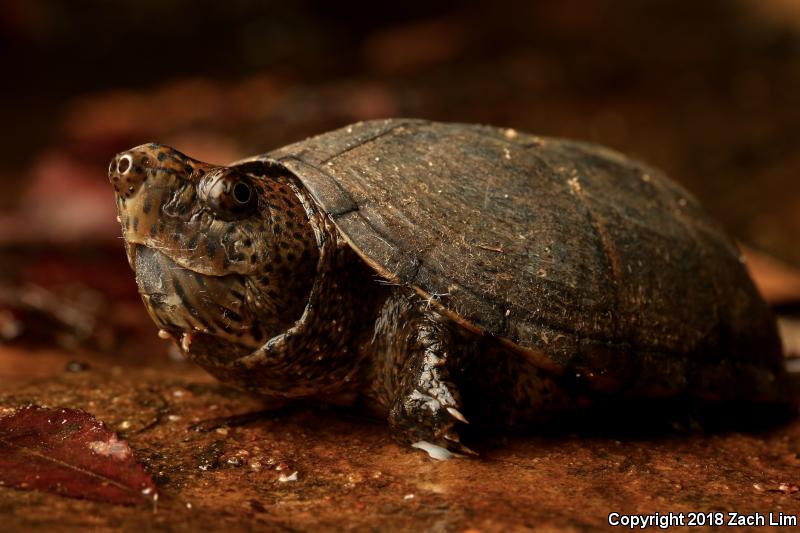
[
  {"xmin": 172, "ymin": 279, "xmax": 186, "ymax": 300},
  {"xmin": 250, "ymin": 253, "xmax": 258, "ymax": 264},
  {"xmin": 279, "ymin": 242, "xmax": 289, "ymax": 249},
  {"xmin": 158, "ymin": 152, "xmax": 166, "ymax": 161},
  {"xmin": 192, "ymin": 271, "xmax": 207, "ymax": 286},
  {"xmin": 286, "ymin": 253, "xmax": 295, "ymax": 262},
  {"xmin": 292, "ymin": 232, "xmax": 303, "ymax": 240},
  {"xmin": 187, "ymin": 234, "xmax": 198, "ymax": 249},
  {"xmin": 149, "ymin": 223, "xmax": 158, "ymax": 237},
  {"xmin": 132, "ymin": 217, "xmax": 139, "ymax": 232},
  {"xmin": 206, "ymin": 240, "xmax": 217, "ymax": 256},
  {"xmin": 184, "ymin": 164, "xmax": 193, "ymax": 174},
  {"xmin": 142, "ymin": 197, "xmax": 152, "ymax": 214},
  {"xmin": 243, "ymin": 238, "xmax": 252, "ymax": 247}
]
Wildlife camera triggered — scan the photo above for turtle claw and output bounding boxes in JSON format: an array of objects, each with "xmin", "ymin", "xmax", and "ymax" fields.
[
  {"xmin": 451, "ymin": 442, "xmax": 479, "ymax": 456},
  {"xmin": 389, "ymin": 392, "xmax": 474, "ymax": 456},
  {"xmin": 443, "ymin": 432, "xmax": 478, "ymax": 455},
  {"xmin": 446, "ymin": 407, "xmax": 469, "ymax": 424},
  {"xmin": 444, "ymin": 431, "xmax": 460, "ymax": 442}
]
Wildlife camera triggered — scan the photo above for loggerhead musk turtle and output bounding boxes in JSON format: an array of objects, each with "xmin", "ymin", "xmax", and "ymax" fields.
[{"xmin": 108, "ymin": 119, "xmax": 788, "ymax": 456}]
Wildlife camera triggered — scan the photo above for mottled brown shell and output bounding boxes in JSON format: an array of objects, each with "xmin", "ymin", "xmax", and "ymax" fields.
[{"xmin": 238, "ymin": 119, "xmax": 786, "ymax": 400}]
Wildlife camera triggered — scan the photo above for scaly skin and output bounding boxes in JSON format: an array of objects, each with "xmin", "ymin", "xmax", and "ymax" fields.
[
  {"xmin": 108, "ymin": 144, "xmax": 571, "ymax": 453},
  {"xmin": 365, "ymin": 289, "xmax": 470, "ymax": 452}
]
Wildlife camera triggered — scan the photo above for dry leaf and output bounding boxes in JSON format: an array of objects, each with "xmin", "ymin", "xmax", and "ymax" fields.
[{"xmin": 0, "ymin": 405, "xmax": 157, "ymax": 505}]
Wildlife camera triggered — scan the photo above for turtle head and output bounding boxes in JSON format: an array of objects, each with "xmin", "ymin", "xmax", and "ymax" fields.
[{"xmin": 108, "ymin": 144, "xmax": 320, "ymax": 357}]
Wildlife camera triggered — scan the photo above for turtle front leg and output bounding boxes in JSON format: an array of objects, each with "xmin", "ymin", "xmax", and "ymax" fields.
[{"xmin": 367, "ymin": 288, "xmax": 473, "ymax": 457}]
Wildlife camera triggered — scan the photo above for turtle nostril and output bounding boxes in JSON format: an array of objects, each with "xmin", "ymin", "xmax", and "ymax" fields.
[{"xmin": 118, "ymin": 154, "xmax": 132, "ymax": 174}]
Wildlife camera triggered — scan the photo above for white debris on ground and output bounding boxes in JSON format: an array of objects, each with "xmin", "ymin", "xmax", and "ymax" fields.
[{"xmin": 411, "ymin": 441, "xmax": 453, "ymax": 460}]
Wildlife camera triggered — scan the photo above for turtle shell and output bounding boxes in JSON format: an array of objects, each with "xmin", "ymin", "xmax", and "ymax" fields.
[{"xmin": 240, "ymin": 119, "xmax": 786, "ymax": 401}]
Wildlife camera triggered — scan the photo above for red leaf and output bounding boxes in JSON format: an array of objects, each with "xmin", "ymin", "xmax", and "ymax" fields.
[{"xmin": 0, "ymin": 405, "xmax": 157, "ymax": 505}]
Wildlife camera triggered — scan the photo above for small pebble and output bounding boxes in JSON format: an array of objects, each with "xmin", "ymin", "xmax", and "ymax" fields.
[{"xmin": 65, "ymin": 361, "xmax": 89, "ymax": 372}]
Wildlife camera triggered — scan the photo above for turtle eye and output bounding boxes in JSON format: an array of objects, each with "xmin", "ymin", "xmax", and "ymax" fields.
[
  {"xmin": 232, "ymin": 182, "xmax": 252, "ymax": 204},
  {"xmin": 201, "ymin": 171, "xmax": 258, "ymax": 219}
]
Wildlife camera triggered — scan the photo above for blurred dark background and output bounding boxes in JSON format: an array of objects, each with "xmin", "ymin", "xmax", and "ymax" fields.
[
  {"xmin": 2, "ymin": 0, "xmax": 800, "ymax": 255},
  {"xmin": 0, "ymin": 0, "xmax": 799, "ymax": 357}
]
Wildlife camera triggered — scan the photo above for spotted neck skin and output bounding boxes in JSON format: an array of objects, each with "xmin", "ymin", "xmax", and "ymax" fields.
[{"xmin": 109, "ymin": 144, "xmax": 320, "ymax": 357}]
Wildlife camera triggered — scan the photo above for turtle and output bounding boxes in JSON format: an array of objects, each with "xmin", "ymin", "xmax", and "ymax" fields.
[{"xmin": 108, "ymin": 118, "xmax": 789, "ymax": 457}]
